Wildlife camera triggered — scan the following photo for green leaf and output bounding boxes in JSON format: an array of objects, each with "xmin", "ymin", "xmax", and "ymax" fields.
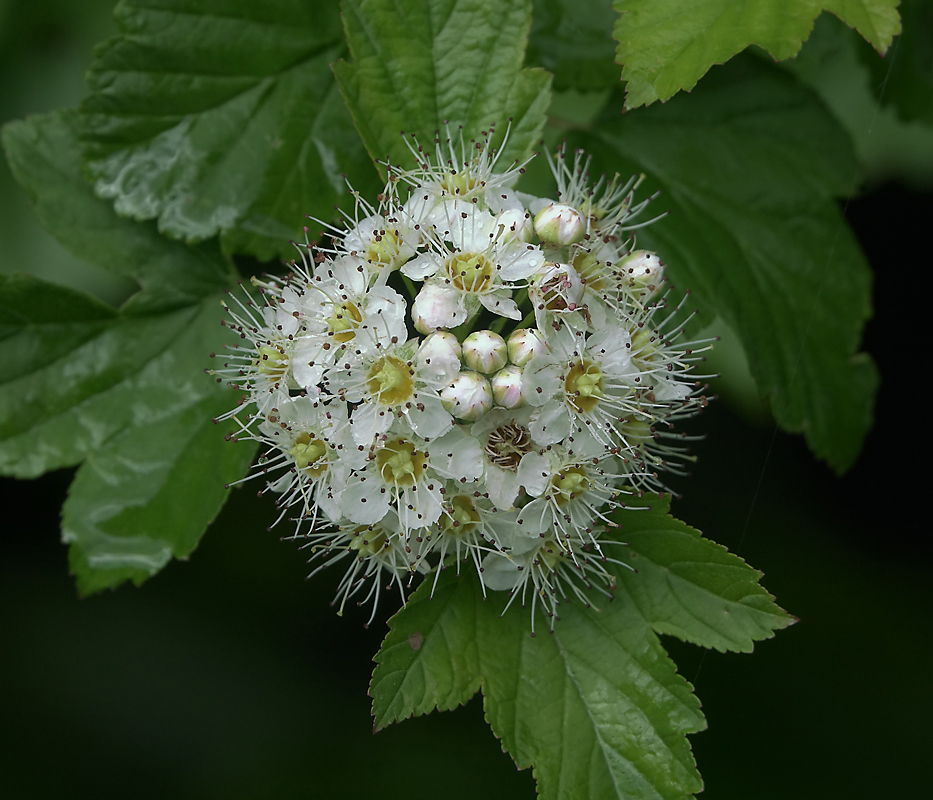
[
  {"xmin": 372, "ymin": 495, "xmax": 791, "ymax": 799},
  {"xmin": 3, "ymin": 111, "xmax": 233, "ymax": 313},
  {"xmin": 333, "ymin": 0, "xmax": 552, "ymax": 173},
  {"xmin": 527, "ymin": 0, "xmax": 619, "ymax": 91},
  {"xmin": 0, "ymin": 273, "xmax": 257, "ymax": 593},
  {"xmin": 79, "ymin": 0, "xmax": 378, "ymax": 261},
  {"xmin": 1, "ymin": 110, "xmax": 257, "ymax": 592},
  {"xmin": 574, "ymin": 57, "xmax": 877, "ymax": 473},
  {"xmin": 613, "ymin": 0, "xmax": 901, "ymax": 108}
]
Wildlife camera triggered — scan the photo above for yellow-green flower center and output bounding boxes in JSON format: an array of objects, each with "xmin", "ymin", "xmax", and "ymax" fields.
[
  {"xmin": 551, "ymin": 466, "xmax": 589, "ymax": 504},
  {"xmin": 348, "ymin": 527, "xmax": 391, "ymax": 557},
  {"xmin": 366, "ymin": 355, "xmax": 414, "ymax": 405},
  {"xmin": 287, "ymin": 433, "xmax": 329, "ymax": 478},
  {"xmin": 326, "ymin": 301, "xmax": 363, "ymax": 343},
  {"xmin": 256, "ymin": 344, "xmax": 287, "ymax": 377},
  {"xmin": 564, "ymin": 360, "xmax": 603, "ymax": 413},
  {"xmin": 537, "ymin": 539, "xmax": 564, "ymax": 570},
  {"xmin": 375, "ymin": 438, "xmax": 426, "ymax": 487},
  {"xmin": 630, "ymin": 327, "xmax": 657, "ymax": 364},
  {"xmin": 441, "ymin": 495, "xmax": 482, "ymax": 535},
  {"xmin": 619, "ymin": 416, "xmax": 652, "ymax": 446},
  {"xmin": 572, "ymin": 251, "xmax": 608, "ymax": 292},
  {"xmin": 445, "ymin": 252, "xmax": 494, "ymax": 293},
  {"xmin": 440, "ymin": 172, "xmax": 481, "ymax": 199},
  {"xmin": 366, "ymin": 229, "xmax": 403, "ymax": 268}
]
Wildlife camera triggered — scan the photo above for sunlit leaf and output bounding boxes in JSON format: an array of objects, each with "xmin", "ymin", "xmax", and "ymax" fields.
[{"xmin": 613, "ymin": 0, "xmax": 901, "ymax": 108}]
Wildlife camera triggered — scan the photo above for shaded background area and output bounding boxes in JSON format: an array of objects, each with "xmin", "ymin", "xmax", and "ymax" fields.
[{"xmin": 2, "ymin": 2, "xmax": 931, "ymax": 797}]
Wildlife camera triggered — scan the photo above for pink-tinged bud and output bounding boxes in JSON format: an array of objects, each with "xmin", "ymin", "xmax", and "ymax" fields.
[
  {"xmin": 619, "ymin": 251, "xmax": 665, "ymax": 297},
  {"xmin": 412, "ymin": 282, "xmax": 465, "ymax": 333},
  {"xmin": 507, "ymin": 328, "xmax": 546, "ymax": 367},
  {"xmin": 491, "ymin": 365, "xmax": 525, "ymax": 409},
  {"xmin": 440, "ymin": 371, "xmax": 493, "ymax": 421},
  {"xmin": 533, "ymin": 202, "xmax": 585, "ymax": 247},
  {"xmin": 462, "ymin": 330, "xmax": 508, "ymax": 374}
]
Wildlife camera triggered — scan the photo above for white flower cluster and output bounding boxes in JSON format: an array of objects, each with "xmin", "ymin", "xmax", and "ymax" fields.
[{"xmin": 213, "ymin": 130, "xmax": 710, "ymax": 630}]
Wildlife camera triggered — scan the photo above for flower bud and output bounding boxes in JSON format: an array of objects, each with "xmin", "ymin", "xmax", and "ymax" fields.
[
  {"xmin": 619, "ymin": 251, "xmax": 665, "ymax": 297},
  {"xmin": 462, "ymin": 330, "xmax": 508, "ymax": 374},
  {"xmin": 412, "ymin": 282, "xmax": 465, "ymax": 333},
  {"xmin": 506, "ymin": 328, "xmax": 546, "ymax": 367},
  {"xmin": 491, "ymin": 365, "xmax": 526, "ymax": 409},
  {"xmin": 418, "ymin": 331, "xmax": 462, "ymax": 384},
  {"xmin": 534, "ymin": 203, "xmax": 585, "ymax": 247},
  {"xmin": 440, "ymin": 371, "xmax": 493, "ymax": 421},
  {"xmin": 420, "ymin": 330, "xmax": 462, "ymax": 360}
]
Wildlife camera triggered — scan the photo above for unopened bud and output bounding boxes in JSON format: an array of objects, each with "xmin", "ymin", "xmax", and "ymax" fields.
[
  {"xmin": 440, "ymin": 371, "xmax": 493, "ymax": 421},
  {"xmin": 534, "ymin": 203, "xmax": 585, "ymax": 247},
  {"xmin": 462, "ymin": 330, "xmax": 508, "ymax": 374},
  {"xmin": 421, "ymin": 330, "xmax": 462, "ymax": 360},
  {"xmin": 418, "ymin": 331, "xmax": 462, "ymax": 384},
  {"xmin": 507, "ymin": 328, "xmax": 546, "ymax": 367},
  {"xmin": 491, "ymin": 365, "xmax": 526, "ymax": 409},
  {"xmin": 412, "ymin": 282, "xmax": 463, "ymax": 334},
  {"xmin": 619, "ymin": 251, "xmax": 665, "ymax": 297}
]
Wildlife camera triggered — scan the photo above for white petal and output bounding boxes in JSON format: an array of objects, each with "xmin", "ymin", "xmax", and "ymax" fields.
[
  {"xmin": 430, "ymin": 428, "xmax": 484, "ymax": 481},
  {"xmin": 498, "ymin": 245, "xmax": 545, "ymax": 281},
  {"xmin": 343, "ymin": 476, "xmax": 390, "ymax": 525},
  {"xmin": 480, "ymin": 552, "xmax": 522, "ymax": 592},
  {"xmin": 401, "ymin": 253, "xmax": 442, "ymax": 281},
  {"xmin": 400, "ymin": 482, "xmax": 443, "ymax": 530},
  {"xmin": 405, "ymin": 394, "xmax": 453, "ymax": 439},
  {"xmin": 485, "ymin": 464, "xmax": 520, "ymax": 511},
  {"xmin": 529, "ymin": 402, "xmax": 571, "ymax": 445},
  {"xmin": 479, "ymin": 291, "xmax": 521, "ymax": 320},
  {"xmin": 350, "ymin": 403, "xmax": 393, "ymax": 445},
  {"xmin": 521, "ymin": 354, "xmax": 562, "ymax": 406},
  {"xmin": 516, "ymin": 452, "xmax": 551, "ymax": 499}
]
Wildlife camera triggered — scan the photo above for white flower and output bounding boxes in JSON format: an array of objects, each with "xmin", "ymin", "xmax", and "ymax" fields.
[
  {"xmin": 402, "ymin": 208, "xmax": 545, "ymax": 327},
  {"xmin": 470, "ymin": 407, "xmax": 549, "ymax": 511},
  {"xmin": 522, "ymin": 324, "xmax": 642, "ymax": 448},
  {"xmin": 219, "ymin": 135, "xmax": 707, "ymax": 628}
]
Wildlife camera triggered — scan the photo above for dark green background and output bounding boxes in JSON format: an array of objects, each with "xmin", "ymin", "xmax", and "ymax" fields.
[{"xmin": 2, "ymin": 2, "xmax": 930, "ymax": 797}]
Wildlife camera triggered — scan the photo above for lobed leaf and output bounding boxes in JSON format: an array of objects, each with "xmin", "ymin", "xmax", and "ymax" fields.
[
  {"xmin": 333, "ymin": 0, "xmax": 552, "ymax": 174},
  {"xmin": 79, "ymin": 0, "xmax": 378, "ymax": 261},
  {"xmin": 372, "ymin": 496, "xmax": 791, "ymax": 799},
  {"xmin": 1, "ymin": 111, "xmax": 256, "ymax": 592},
  {"xmin": 612, "ymin": 0, "xmax": 901, "ymax": 108},
  {"xmin": 573, "ymin": 57, "xmax": 878, "ymax": 473}
]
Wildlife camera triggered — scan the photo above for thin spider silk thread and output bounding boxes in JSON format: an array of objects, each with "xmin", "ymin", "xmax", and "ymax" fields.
[{"xmin": 690, "ymin": 32, "xmax": 901, "ymax": 688}]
